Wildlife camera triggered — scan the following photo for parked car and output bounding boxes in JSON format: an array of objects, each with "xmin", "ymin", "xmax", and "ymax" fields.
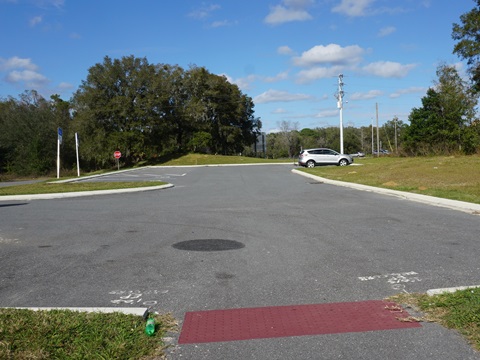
[
  {"xmin": 298, "ymin": 148, "xmax": 353, "ymax": 168},
  {"xmin": 373, "ymin": 149, "xmax": 390, "ymax": 155},
  {"xmin": 351, "ymin": 151, "xmax": 365, "ymax": 157}
]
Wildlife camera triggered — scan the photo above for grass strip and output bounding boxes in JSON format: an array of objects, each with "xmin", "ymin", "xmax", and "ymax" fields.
[
  {"xmin": 389, "ymin": 288, "xmax": 480, "ymax": 351},
  {"xmin": 0, "ymin": 309, "xmax": 176, "ymax": 360},
  {"xmin": 301, "ymin": 155, "xmax": 480, "ymax": 204},
  {"xmin": 161, "ymin": 153, "xmax": 292, "ymax": 166},
  {"xmin": 0, "ymin": 181, "xmax": 167, "ymax": 196}
]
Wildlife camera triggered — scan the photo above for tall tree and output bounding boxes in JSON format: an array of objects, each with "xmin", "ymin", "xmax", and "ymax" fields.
[
  {"xmin": 403, "ymin": 64, "xmax": 478, "ymax": 154},
  {"xmin": 72, "ymin": 55, "xmax": 160, "ymax": 167},
  {"xmin": 277, "ymin": 120, "xmax": 300, "ymax": 158},
  {"xmin": 0, "ymin": 91, "xmax": 58, "ymax": 174},
  {"xmin": 452, "ymin": 0, "xmax": 480, "ymax": 92}
]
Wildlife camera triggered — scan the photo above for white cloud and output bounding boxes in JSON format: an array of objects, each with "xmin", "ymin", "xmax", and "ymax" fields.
[
  {"xmin": 293, "ymin": 44, "xmax": 365, "ymax": 67},
  {"xmin": 350, "ymin": 90, "xmax": 383, "ymax": 100},
  {"xmin": 378, "ymin": 26, "xmax": 395, "ymax": 37},
  {"xmin": 272, "ymin": 108, "xmax": 288, "ymax": 114},
  {"xmin": 296, "ymin": 66, "xmax": 345, "ymax": 83},
  {"xmin": 332, "ymin": 0, "xmax": 376, "ymax": 17},
  {"xmin": 58, "ymin": 82, "xmax": 73, "ymax": 90},
  {"xmin": 210, "ymin": 20, "xmax": 237, "ymax": 28},
  {"xmin": 0, "ymin": 56, "xmax": 38, "ymax": 71},
  {"xmin": 264, "ymin": 71, "xmax": 289, "ymax": 83},
  {"xmin": 222, "ymin": 73, "xmax": 257, "ymax": 91},
  {"xmin": 29, "ymin": 15, "xmax": 42, "ymax": 27},
  {"xmin": 264, "ymin": 0, "xmax": 314, "ymax": 25},
  {"xmin": 50, "ymin": 0, "xmax": 64, "ymax": 8},
  {"xmin": 363, "ymin": 61, "xmax": 416, "ymax": 78},
  {"xmin": 389, "ymin": 86, "xmax": 426, "ymax": 98},
  {"xmin": 0, "ymin": 56, "xmax": 49, "ymax": 88},
  {"xmin": 254, "ymin": 89, "xmax": 313, "ymax": 103},
  {"xmin": 453, "ymin": 61, "xmax": 465, "ymax": 73},
  {"xmin": 278, "ymin": 45, "xmax": 294, "ymax": 55},
  {"xmin": 315, "ymin": 109, "xmax": 339, "ymax": 118},
  {"xmin": 188, "ymin": 4, "xmax": 220, "ymax": 19},
  {"xmin": 331, "ymin": 0, "xmax": 403, "ymax": 17},
  {"xmin": 5, "ymin": 69, "xmax": 49, "ymax": 87}
]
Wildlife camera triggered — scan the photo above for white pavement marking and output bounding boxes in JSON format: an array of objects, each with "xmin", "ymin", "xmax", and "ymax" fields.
[{"xmin": 358, "ymin": 271, "xmax": 421, "ymax": 293}]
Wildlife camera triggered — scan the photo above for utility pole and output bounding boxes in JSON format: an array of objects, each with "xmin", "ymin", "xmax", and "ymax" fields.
[
  {"xmin": 376, "ymin": 103, "xmax": 380, "ymax": 157},
  {"xmin": 394, "ymin": 116, "xmax": 398, "ymax": 153},
  {"xmin": 371, "ymin": 118, "xmax": 374, "ymax": 155},
  {"xmin": 336, "ymin": 74, "xmax": 345, "ymax": 154}
]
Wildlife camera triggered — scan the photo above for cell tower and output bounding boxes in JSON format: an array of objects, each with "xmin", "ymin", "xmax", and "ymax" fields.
[{"xmin": 335, "ymin": 74, "xmax": 345, "ymax": 154}]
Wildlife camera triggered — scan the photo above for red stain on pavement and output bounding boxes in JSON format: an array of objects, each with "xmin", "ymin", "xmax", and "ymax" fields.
[{"xmin": 178, "ymin": 300, "xmax": 421, "ymax": 344}]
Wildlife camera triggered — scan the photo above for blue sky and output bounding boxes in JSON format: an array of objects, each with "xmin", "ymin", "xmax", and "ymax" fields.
[{"xmin": 0, "ymin": 0, "xmax": 474, "ymax": 132}]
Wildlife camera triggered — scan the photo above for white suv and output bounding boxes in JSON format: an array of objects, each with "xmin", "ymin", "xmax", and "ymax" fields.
[{"xmin": 298, "ymin": 148, "xmax": 353, "ymax": 168}]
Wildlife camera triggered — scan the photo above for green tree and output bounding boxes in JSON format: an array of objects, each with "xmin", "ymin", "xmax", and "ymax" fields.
[
  {"xmin": 298, "ymin": 128, "xmax": 318, "ymax": 149},
  {"xmin": 0, "ymin": 91, "xmax": 58, "ymax": 175},
  {"xmin": 72, "ymin": 55, "xmax": 160, "ymax": 168},
  {"xmin": 452, "ymin": 0, "xmax": 480, "ymax": 92},
  {"xmin": 72, "ymin": 56, "xmax": 261, "ymax": 168},
  {"xmin": 403, "ymin": 64, "xmax": 478, "ymax": 154},
  {"xmin": 276, "ymin": 121, "xmax": 300, "ymax": 158},
  {"xmin": 381, "ymin": 117, "xmax": 407, "ymax": 153}
]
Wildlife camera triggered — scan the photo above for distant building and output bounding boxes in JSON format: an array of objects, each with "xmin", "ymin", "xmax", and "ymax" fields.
[{"xmin": 253, "ymin": 132, "xmax": 266, "ymax": 156}]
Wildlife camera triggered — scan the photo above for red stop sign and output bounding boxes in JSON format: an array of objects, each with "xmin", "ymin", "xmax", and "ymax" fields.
[{"xmin": 114, "ymin": 151, "xmax": 121, "ymax": 159}]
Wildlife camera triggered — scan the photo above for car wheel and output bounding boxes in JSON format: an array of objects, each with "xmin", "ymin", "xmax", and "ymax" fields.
[
  {"xmin": 338, "ymin": 159, "xmax": 348, "ymax": 166},
  {"xmin": 306, "ymin": 160, "xmax": 315, "ymax": 168}
]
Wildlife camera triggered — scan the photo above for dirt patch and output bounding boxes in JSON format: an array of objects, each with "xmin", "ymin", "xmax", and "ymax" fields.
[{"xmin": 382, "ymin": 181, "xmax": 398, "ymax": 187}]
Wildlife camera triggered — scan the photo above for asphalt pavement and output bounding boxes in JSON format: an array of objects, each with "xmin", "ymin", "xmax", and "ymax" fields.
[{"xmin": 1, "ymin": 164, "xmax": 479, "ymax": 359}]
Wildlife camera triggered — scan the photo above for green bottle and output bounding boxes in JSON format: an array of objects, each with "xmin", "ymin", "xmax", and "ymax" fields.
[{"xmin": 145, "ymin": 318, "xmax": 155, "ymax": 336}]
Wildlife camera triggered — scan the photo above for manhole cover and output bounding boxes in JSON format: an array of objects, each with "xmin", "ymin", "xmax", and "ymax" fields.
[{"xmin": 172, "ymin": 239, "xmax": 245, "ymax": 251}]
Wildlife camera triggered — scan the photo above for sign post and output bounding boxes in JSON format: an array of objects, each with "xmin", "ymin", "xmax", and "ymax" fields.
[
  {"xmin": 57, "ymin": 127, "xmax": 63, "ymax": 179},
  {"xmin": 75, "ymin": 132, "xmax": 80, "ymax": 177},
  {"xmin": 114, "ymin": 150, "xmax": 121, "ymax": 170}
]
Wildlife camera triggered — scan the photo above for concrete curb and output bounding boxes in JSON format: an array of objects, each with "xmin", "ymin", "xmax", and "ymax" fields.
[
  {"xmin": 292, "ymin": 169, "xmax": 480, "ymax": 215},
  {"xmin": 6, "ymin": 307, "xmax": 149, "ymax": 317},
  {"xmin": 50, "ymin": 168, "xmax": 142, "ymax": 184},
  {"xmin": 0, "ymin": 184, "xmax": 174, "ymax": 201},
  {"xmin": 427, "ymin": 285, "xmax": 480, "ymax": 296}
]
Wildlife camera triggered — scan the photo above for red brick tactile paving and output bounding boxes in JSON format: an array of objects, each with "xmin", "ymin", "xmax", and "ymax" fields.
[{"xmin": 178, "ymin": 300, "xmax": 421, "ymax": 344}]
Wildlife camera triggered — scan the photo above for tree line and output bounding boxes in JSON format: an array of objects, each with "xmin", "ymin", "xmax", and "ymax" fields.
[{"xmin": 0, "ymin": 56, "xmax": 261, "ymax": 175}]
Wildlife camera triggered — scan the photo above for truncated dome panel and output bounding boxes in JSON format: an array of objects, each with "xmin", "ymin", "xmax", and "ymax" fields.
[{"xmin": 178, "ymin": 300, "xmax": 421, "ymax": 344}]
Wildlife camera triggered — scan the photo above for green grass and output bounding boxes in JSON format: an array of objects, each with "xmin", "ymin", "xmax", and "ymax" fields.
[
  {"xmin": 0, "ymin": 309, "xmax": 177, "ymax": 359},
  {"xmin": 0, "ymin": 181, "xmax": 167, "ymax": 196},
  {"xmin": 299, "ymin": 155, "xmax": 480, "ymax": 204},
  {"xmin": 390, "ymin": 287, "xmax": 480, "ymax": 351},
  {"xmin": 161, "ymin": 153, "xmax": 292, "ymax": 166}
]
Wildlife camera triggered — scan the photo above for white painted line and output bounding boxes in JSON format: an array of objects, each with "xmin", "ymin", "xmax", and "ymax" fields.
[
  {"xmin": 7, "ymin": 307, "xmax": 149, "ymax": 317},
  {"xmin": 427, "ymin": 285, "xmax": 480, "ymax": 296}
]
